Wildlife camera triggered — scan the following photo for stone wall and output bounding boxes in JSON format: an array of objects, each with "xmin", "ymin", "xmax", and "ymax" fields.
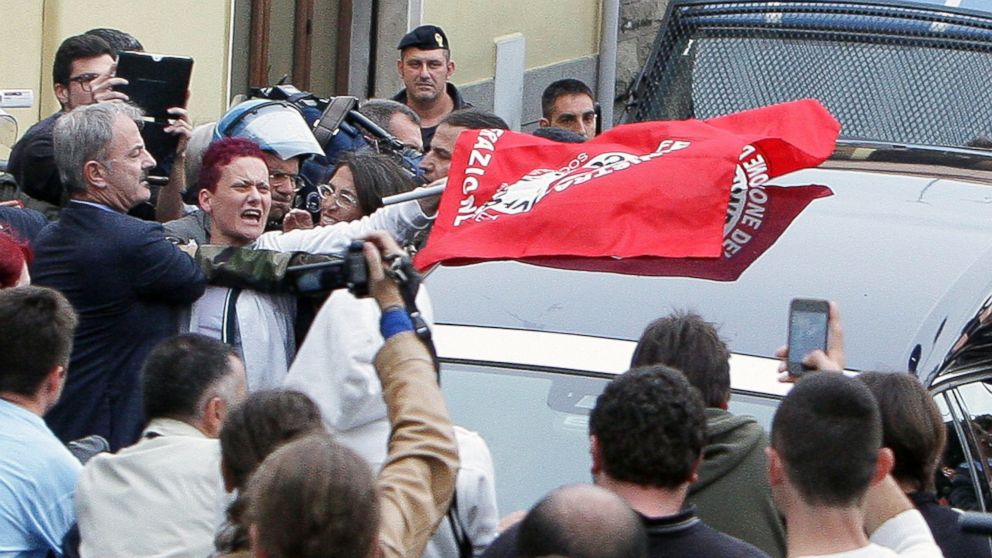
[{"xmin": 613, "ymin": 0, "xmax": 670, "ymax": 123}]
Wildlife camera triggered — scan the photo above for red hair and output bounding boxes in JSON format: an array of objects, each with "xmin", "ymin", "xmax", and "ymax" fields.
[
  {"xmin": 198, "ymin": 137, "xmax": 266, "ymax": 194},
  {"xmin": 0, "ymin": 232, "xmax": 32, "ymax": 288}
]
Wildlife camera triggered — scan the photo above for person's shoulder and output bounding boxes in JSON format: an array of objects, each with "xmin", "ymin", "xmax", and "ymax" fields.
[
  {"xmin": 0, "ymin": 206, "xmax": 49, "ymax": 241},
  {"xmin": 13, "ymin": 113, "xmax": 61, "ymax": 145},
  {"xmin": 7, "ymin": 422, "xmax": 83, "ymax": 480},
  {"xmin": 690, "ymin": 520, "xmax": 771, "ymax": 558},
  {"xmin": 448, "ymin": 82, "xmax": 473, "ymax": 109},
  {"xmin": 705, "ymin": 407, "xmax": 767, "ymax": 443}
]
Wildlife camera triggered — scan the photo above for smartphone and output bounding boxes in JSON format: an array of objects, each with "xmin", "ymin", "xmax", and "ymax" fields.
[{"xmin": 787, "ymin": 298, "xmax": 830, "ymax": 376}]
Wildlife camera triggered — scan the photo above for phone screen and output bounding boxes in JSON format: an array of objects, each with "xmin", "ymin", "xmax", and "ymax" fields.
[{"xmin": 788, "ymin": 308, "xmax": 828, "ymax": 373}]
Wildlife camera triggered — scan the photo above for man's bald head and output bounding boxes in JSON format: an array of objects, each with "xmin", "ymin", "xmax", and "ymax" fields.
[{"xmin": 517, "ymin": 484, "xmax": 647, "ymax": 558}]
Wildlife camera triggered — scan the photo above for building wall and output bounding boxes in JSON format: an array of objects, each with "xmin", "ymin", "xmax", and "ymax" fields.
[
  {"xmin": 421, "ymin": 0, "xmax": 601, "ymax": 84},
  {"xmin": 0, "ymin": 0, "xmax": 47, "ymax": 139},
  {"xmin": 615, "ymin": 0, "xmax": 670, "ymax": 122},
  {"xmin": 1, "ymin": 0, "xmax": 234, "ymax": 141},
  {"xmin": 373, "ymin": 0, "xmax": 603, "ymax": 129}
]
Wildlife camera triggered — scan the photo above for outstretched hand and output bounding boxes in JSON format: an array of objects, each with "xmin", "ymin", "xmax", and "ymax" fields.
[{"xmin": 776, "ymin": 301, "xmax": 844, "ymax": 382}]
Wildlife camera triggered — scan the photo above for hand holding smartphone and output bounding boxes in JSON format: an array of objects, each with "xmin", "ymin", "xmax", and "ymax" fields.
[{"xmin": 787, "ymin": 298, "xmax": 830, "ymax": 377}]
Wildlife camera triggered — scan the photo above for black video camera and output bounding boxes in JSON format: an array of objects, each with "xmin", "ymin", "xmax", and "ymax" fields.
[
  {"xmin": 285, "ymin": 240, "xmax": 369, "ymax": 297},
  {"xmin": 248, "ymin": 82, "xmax": 424, "ymax": 180}
]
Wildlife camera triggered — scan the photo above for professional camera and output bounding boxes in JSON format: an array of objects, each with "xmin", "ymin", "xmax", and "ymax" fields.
[
  {"xmin": 248, "ymin": 82, "xmax": 424, "ymax": 180},
  {"xmin": 285, "ymin": 240, "xmax": 369, "ymax": 297}
]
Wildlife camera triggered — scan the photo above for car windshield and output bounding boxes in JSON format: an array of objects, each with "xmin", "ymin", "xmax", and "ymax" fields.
[
  {"xmin": 440, "ymin": 362, "xmax": 781, "ymax": 514},
  {"xmin": 627, "ymin": 0, "xmax": 992, "ymax": 148}
]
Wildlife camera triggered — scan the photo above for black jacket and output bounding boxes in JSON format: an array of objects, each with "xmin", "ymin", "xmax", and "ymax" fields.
[{"xmin": 31, "ymin": 201, "xmax": 206, "ymax": 450}]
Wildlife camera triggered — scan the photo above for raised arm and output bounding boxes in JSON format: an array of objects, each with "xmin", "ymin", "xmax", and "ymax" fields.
[{"xmin": 365, "ymin": 231, "xmax": 459, "ymax": 557}]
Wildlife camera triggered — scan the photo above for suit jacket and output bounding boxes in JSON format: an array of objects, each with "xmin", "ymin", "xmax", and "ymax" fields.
[{"xmin": 31, "ymin": 201, "xmax": 206, "ymax": 450}]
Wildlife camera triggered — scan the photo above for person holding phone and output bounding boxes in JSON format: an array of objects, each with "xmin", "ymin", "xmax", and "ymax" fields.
[
  {"xmin": 9, "ymin": 33, "xmax": 191, "ymax": 214},
  {"xmin": 775, "ymin": 300, "xmax": 845, "ymax": 378}
]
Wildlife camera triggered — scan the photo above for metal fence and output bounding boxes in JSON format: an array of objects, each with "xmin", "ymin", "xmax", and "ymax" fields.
[{"xmin": 624, "ymin": 0, "xmax": 992, "ymax": 148}]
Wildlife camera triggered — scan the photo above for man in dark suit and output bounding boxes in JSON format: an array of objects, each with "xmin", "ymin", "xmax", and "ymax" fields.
[{"xmin": 31, "ymin": 101, "xmax": 205, "ymax": 450}]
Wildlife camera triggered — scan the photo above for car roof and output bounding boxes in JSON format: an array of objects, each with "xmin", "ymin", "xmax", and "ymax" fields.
[{"xmin": 425, "ymin": 158, "xmax": 992, "ymax": 386}]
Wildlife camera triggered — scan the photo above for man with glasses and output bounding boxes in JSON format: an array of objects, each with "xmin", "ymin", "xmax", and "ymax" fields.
[{"xmin": 9, "ymin": 34, "xmax": 122, "ymax": 207}]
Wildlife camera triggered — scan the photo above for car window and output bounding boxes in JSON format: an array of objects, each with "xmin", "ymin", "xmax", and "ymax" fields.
[
  {"xmin": 441, "ymin": 362, "xmax": 607, "ymax": 514},
  {"xmin": 441, "ymin": 361, "xmax": 781, "ymax": 514},
  {"xmin": 727, "ymin": 391, "xmax": 780, "ymax": 432},
  {"xmin": 934, "ymin": 381, "xmax": 992, "ymax": 511}
]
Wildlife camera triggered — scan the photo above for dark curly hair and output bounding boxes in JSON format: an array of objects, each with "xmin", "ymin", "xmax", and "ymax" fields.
[
  {"xmin": 631, "ymin": 310, "xmax": 731, "ymax": 408},
  {"xmin": 198, "ymin": 137, "xmax": 266, "ymax": 194},
  {"xmin": 590, "ymin": 365, "xmax": 706, "ymax": 489}
]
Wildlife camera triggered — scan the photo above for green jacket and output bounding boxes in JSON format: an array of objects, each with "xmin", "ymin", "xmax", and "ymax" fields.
[{"xmin": 687, "ymin": 407, "xmax": 786, "ymax": 558}]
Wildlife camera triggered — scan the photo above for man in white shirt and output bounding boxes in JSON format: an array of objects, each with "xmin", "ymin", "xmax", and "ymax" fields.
[
  {"xmin": 767, "ymin": 372, "xmax": 942, "ymax": 558},
  {"xmin": 75, "ymin": 334, "xmax": 247, "ymax": 558}
]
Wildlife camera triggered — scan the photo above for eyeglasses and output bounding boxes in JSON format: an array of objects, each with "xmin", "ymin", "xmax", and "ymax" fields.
[
  {"xmin": 67, "ymin": 73, "xmax": 101, "ymax": 92},
  {"xmin": 268, "ymin": 170, "xmax": 305, "ymax": 190},
  {"xmin": 317, "ymin": 183, "xmax": 358, "ymax": 209}
]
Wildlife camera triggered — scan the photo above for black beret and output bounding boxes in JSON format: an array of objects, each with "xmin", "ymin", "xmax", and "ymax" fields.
[{"xmin": 397, "ymin": 25, "xmax": 449, "ymax": 51}]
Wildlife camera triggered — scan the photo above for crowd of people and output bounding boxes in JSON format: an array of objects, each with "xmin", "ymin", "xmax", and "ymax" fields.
[{"xmin": 0, "ymin": 22, "xmax": 989, "ymax": 558}]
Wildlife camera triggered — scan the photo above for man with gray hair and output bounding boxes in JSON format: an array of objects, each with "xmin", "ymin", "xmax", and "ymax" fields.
[
  {"xmin": 31, "ymin": 101, "xmax": 206, "ymax": 451},
  {"xmin": 359, "ymin": 98, "xmax": 425, "ymax": 152}
]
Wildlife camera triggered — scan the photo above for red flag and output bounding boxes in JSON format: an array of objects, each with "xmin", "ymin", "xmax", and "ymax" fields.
[
  {"xmin": 527, "ymin": 184, "xmax": 833, "ymax": 282},
  {"xmin": 414, "ymin": 99, "xmax": 839, "ymax": 271}
]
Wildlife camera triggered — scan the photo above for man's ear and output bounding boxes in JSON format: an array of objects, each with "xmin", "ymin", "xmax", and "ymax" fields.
[
  {"xmin": 198, "ymin": 188, "xmax": 213, "ymax": 214},
  {"xmin": 871, "ymin": 447, "xmax": 895, "ymax": 486},
  {"xmin": 202, "ymin": 396, "xmax": 226, "ymax": 438},
  {"xmin": 54, "ymin": 83, "xmax": 69, "ymax": 107},
  {"xmin": 538, "ymin": 117, "xmax": 551, "ymax": 128},
  {"xmin": 83, "ymin": 160, "xmax": 107, "ymax": 189},
  {"xmin": 766, "ymin": 446, "xmax": 785, "ymax": 486},
  {"xmin": 396, "ymin": 58, "xmax": 404, "ymax": 78},
  {"xmin": 446, "ymin": 59, "xmax": 456, "ymax": 78}
]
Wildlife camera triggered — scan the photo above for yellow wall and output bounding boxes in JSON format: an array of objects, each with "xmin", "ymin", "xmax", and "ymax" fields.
[
  {"xmin": 0, "ymin": 0, "xmax": 233, "ymax": 140},
  {"xmin": 422, "ymin": 0, "xmax": 602, "ymax": 84},
  {"xmin": 0, "ymin": 0, "xmax": 46, "ymax": 138}
]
